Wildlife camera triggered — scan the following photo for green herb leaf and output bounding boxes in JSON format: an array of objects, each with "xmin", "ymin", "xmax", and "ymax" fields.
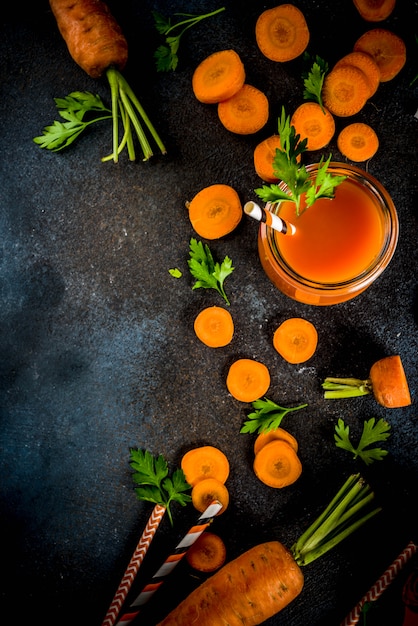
[
  {"xmin": 130, "ymin": 449, "xmax": 192, "ymax": 525},
  {"xmin": 240, "ymin": 397, "xmax": 308, "ymax": 434},
  {"xmin": 188, "ymin": 238, "xmax": 234, "ymax": 305},
  {"xmin": 153, "ymin": 7, "xmax": 226, "ymax": 72},
  {"xmin": 254, "ymin": 107, "xmax": 344, "ymax": 215},
  {"xmin": 169, "ymin": 268, "xmax": 182, "ymax": 278},
  {"xmin": 334, "ymin": 417, "xmax": 391, "ymax": 465},
  {"xmin": 302, "ymin": 54, "xmax": 329, "ymax": 109}
]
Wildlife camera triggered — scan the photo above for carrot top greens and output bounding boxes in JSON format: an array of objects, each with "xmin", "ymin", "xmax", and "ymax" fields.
[
  {"xmin": 255, "ymin": 107, "xmax": 346, "ymax": 215},
  {"xmin": 188, "ymin": 238, "xmax": 234, "ymax": 306},
  {"xmin": 130, "ymin": 449, "xmax": 192, "ymax": 525},
  {"xmin": 153, "ymin": 7, "xmax": 226, "ymax": 72},
  {"xmin": 240, "ymin": 397, "xmax": 308, "ymax": 434},
  {"xmin": 335, "ymin": 418, "xmax": 391, "ymax": 465},
  {"xmin": 302, "ymin": 54, "xmax": 329, "ymax": 110}
]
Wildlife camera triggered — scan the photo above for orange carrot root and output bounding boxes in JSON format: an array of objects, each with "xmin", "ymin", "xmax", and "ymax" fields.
[
  {"xmin": 253, "ymin": 439, "xmax": 302, "ymax": 488},
  {"xmin": 191, "ymin": 478, "xmax": 229, "ymax": 514},
  {"xmin": 49, "ymin": 0, "xmax": 128, "ymax": 78},
  {"xmin": 352, "ymin": 0, "xmax": 397, "ymax": 22},
  {"xmin": 337, "ymin": 122, "xmax": 379, "ymax": 161},
  {"xmin": 186, "ymin": 532, "xmax": 227, "ymax": 572},
  {"xmin": 273, "ymin": 318, "xmax": 318, "ymax": 364},
  {"xmin": 192, "ymin": 49, "xmax": 246, "ymax": 104},
  {"xmin": 369, "ymin": 355, "xmax": 412, "ymax": 408},
  {"xmin": 181, "ymin": 446, "xmax": 230, "ymax": 486},
  {"xmin": 226, "ymin": 358, "xmax": 271, "ymax": 403},
  {"xmin": 217, "ymin": 84, "xmax": 269, "ymax": 135},
  {"xmin": 290, "ymin": 102, "xmax": 335, "ymax": 151},
  {"xmin": 157, "ymin": 541, "xmax": 304, "ymax": 625},
  {"xmin": 187, "ymin": 184, "xmax": 243, "ymax": 239},
  {"xmin": 322, "ymin": 64, "xmax": 370, "ymax": 116},
  {"xmin": 353, "ymin": 28, "xmax": 407, "ymax": 82},
  {"xmin": 255, "ymin": 4, "xmax": 310, "ymax": 62}
]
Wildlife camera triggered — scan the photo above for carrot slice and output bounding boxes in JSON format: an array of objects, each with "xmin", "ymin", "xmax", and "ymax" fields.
[
  {"xmin": 226, "ymin": 358, "xmax": 271, "ymax": 403},
  {"xmin": 181, "ymin": 446, "xmax": 230, "ymax": 486},
  {"xmin": 254, "ymin": 427, "xmax": 299, "ymax": 455},
  {"xmin": 337, "ymin": 122, "xmax": 379, "ymax": 161},
  {"xmin": 253, "ymin": 439, "xmax": 302, "ymax": 488},
  {"xmin": 186, "ymin": 532, "xmax": 227, "ymax": 572},
  {"xmin": 369, "ymin": 355, "xmax": 412, "ymax": 408},
  {"xmin": 353, "ymin": 28, "xmax": 406, "ymax": 82},
  {"xmin": 192, "ymin": 49, "xmax": 246, "ymax": 104},
  {"xmin": 322, "ymin": 64, "xmax": 370, "ymax": 117},
  {"xmin": 217, "ymin": 84, "xmax": 269, "ymax": 135},
  {"xmin": 273, "ymin": 318, "xmax": 318, "ymax": 364},
  {"xmin": 255, "ymin": 4, "xmax": 310, "ymax": 62},
  {"xmin": 187, "ymin": 184, "xmax": 243, "ymax": 239},
  {"xmin": 191, "ymin": 478, "xmax": 229, "ymax": 514},
  {"xmin": 352, "ymin": 0, "xmax": 396, "ymax": 22},
  {"xmin": 194, "ymin": 306, "xmax": 234, "ymax": 348},
  {"xmin": 334, "ymin": 51, "xmax": 381, "ymax": 97},
  {"xmin": 253, "ymin": 135, "xmax": 282, "ymax": 182},
  {"xmin": 290, "ymin": 102, "xmax": 335, "ymax": 151}
]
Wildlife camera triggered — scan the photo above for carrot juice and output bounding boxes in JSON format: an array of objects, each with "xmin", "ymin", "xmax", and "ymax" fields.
[{"xmin": 258, "ymin": 163, "xmax": 399, "ymax": 305}]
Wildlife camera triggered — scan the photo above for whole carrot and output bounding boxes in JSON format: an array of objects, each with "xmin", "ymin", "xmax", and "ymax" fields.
[
  {"xmin": 49, "ymin": 0, "xmax": 128, "ymax": 78},
  {"xmin": 35, "ymin": 0, "xmax": 166, "ymax": 162},
  {"xmin": 157, "ymin": 474, "xmax": 381, "ymax": 626}
]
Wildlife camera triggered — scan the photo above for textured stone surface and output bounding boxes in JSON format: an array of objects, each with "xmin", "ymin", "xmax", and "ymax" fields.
[{"xmin": 1, "ymin": 1, "xmax": 417, "ymax": 625}]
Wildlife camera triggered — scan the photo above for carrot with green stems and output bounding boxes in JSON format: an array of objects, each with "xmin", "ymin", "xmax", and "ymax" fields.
[
  {"xmin": 35, "ymin": 0, "xmax": 166, "ymax": 162},
  {"xmin": 157, "ymin": 473, "xmax": 381, "ymax": 625},
  {"xmin": 322, "ymin": 355, "xmax": 412, "ymax": 408}
]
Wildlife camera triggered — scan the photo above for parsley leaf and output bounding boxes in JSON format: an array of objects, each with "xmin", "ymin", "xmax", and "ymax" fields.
[
  {"xmin": 255, "ymin": 107, "xmax": 345, "ymax": 215},
  {"xmin": 33, "ymin": 91, "xmax": 112, "ymax": 151},
  {"xmin": 130, "ymin": 449, "xmax": 192, "ymax": 525},
  {"xmin": 240, "ymin": 397, "xmax": 308, "ymax": 434},
  {"xmin": 334, "ymin": 418, "xmax": 391, "ymax": 465},
  {"xmin": 302, "ymin": 53, "xmax": 329, "ymax": 109},
  {"xmin": 153, "ymin": 7, "xmax": 225, "ymax": 72},
  {"xmin": 188, "ymin": 238, "xmax": 234, "ymax": 305}
]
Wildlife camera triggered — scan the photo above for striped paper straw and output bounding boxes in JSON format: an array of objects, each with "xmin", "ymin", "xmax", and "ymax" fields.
[
  {"xmin": 101, "ymin": 503, "xmax": 166, "ymax": 626},
  {"xmin": 341, "ymin": 540, "xmax": 418, "ymax": 626},
  {"xmin": 115, "ymin": 500, "xmax": 223, "ymax": 626}
]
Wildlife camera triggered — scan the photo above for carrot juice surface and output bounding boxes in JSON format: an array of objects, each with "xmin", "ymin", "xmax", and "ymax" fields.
[{"xmin": 276, "ymin": 178, "xmax": 384, "ymax": 283}]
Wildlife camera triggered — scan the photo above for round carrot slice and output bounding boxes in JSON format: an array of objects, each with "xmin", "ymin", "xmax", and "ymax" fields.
[
  {"xmin": 254, "ymin": 427, "xmax": 299, "ymax": 455},
  {"xmin": 255, "ymin": 4, "xmax": 310, "ymax": 62},
  {"xmin": 334, "ymin": 51, "xmax": 381, "ymax": 98},
  {"xmin": 192, "ymin": 49, "xmax": 246, "ymax": 104},
  {"xmin": 186, "ymin": 532, "xmax": 227, "ymax": 572},
  {"xmin": 217, "ymin": 84, "xmax": 269, "ymax": 135},
  {"xmin": 194, "ymin": 306, "xmax": 234, "ymax": 348},
  {"xmin": 353, "ymin": 0, "xmax": 396, "ymax": 23},
  {"xmin": 253, "ymin": 439, "xmax": 302, "ymax": 488},
  {"xmin": 290, "ymin": 102, "xmax": 335, "ymax": 151},
  {"xmin": 187, "ymin": 184, "xmax": 243, "ymax": 239},
  {"xmin": 322, "ymin": 65, "xmax": 370, "ymax": 117},
  {"xmin": 254, "ymin": 135, "xmax": 282, "ymax": 182},
  {"xmin": 191, "ymin": 478, "xmax": 229, "ymax": 514},
  {"xmin": 353, "ymin": 28, "xmax": 406, "ymax": 82},
  {"xmin": 273, "ymin": 318, "xmax": 318, "ymax": 364},
  {"xmin": 337, "ymin": 122, "xmax": 379, "ymax": 161},
  {"xmin": 181, "ymin": 446, "xmax": 230, "ymax": 486},
  {"xmin": 226, "ymin": 358, "xmax": 271, "ymax": 403}
]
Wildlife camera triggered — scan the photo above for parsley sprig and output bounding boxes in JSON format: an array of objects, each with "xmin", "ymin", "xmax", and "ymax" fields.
[
  {"xmin": 302, "ymin": 53, "xmax": 329, "ymax": 110},
  {"xmin": 153, "ymin": 7, "xmax": 225, "ymax": 72},
  {"xmin": 33, "ymin": 92, "xmax": 112, "ymax": 151},
  {"xmin": 188, "ymin": 238, "xmax": 234, "ymax": 305},
  {"xmin": 255, "ymin": 107, "xmax": 346, "ymax": 215},
  {"xmin": 240, "ymin": 397, "xmax": 308, "ymax": 434},
  {"xmin": 130, "ymin": 449, "xmax": 192, "ymax": 525},
  {"xmin": 334, "ymin": 418, "xmax": 391, "ymax": 465}
]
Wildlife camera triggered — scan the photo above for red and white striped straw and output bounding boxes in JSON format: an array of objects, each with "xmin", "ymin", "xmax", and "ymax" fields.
[
  {"xmin": 341, "ymin": 540, "xmax": 418, "ymax": 626},
  {"xmin": 101, "ymin": 503, "xmax": 166, "ymax": 626},
  {"xmin": 115, "ymin": 500, "xmax": 223, "ymax": 626}
]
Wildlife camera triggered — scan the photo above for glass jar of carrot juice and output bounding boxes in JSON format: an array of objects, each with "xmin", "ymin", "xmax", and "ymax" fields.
[{"xmin": 258, "ymin": 163, "xmax": 399, "ymax": 305}]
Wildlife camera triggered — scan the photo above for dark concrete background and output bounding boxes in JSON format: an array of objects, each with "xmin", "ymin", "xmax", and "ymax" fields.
[{"xmin": 1, "ymin": 1, "xmax": 417, "ymax": 625}]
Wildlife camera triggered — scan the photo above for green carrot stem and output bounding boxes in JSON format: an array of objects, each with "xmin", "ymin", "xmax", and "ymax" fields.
[
  {"xmin": 322, "ymin": 377, "xmax": 372, "ymax": 399},
  {"xmin": 164, "ymin": 7, "xmax": 225, "ymax": 35},
  {"xmin": 107, "ymin": 68, "xmax": 120, "ymax": 163}
]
